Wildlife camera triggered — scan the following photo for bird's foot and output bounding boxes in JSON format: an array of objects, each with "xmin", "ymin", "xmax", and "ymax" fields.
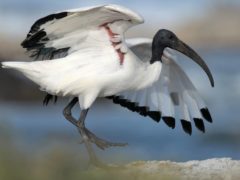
[
  {"xmin": 78, "ymin": 127, "xmax": 127, "ymax": 150},
  {"xmin": 87, "ymin": 157, "xmax": 110, "ymax": 169},
  {"xmin": 87, "ymin": 158, "xmax": 126, "ymax": 170}
]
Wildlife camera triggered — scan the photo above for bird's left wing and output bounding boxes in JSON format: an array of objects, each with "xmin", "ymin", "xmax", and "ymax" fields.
[
  {"xmin": 20, "ymin": 5, "xmax": 144, "ymax": 105},
  {"xmin": 108, "ymin": 38, "xmax": 212, "ymax": 135},
  {"xmin": 21, "ymin": 4, "xmax": 144, "ymax": 60}
]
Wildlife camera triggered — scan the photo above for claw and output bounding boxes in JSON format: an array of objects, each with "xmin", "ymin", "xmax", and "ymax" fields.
[
  {"xmin": 88, "ymin": 157, "xmax": 125, "ymax": 169},
  {"xmin": 78, "ymin": 127, "xmax": 128, "ymax": 150},
  {"xmin": 86, "ymin": 128, "xmax": 127, "ymax": 150}
]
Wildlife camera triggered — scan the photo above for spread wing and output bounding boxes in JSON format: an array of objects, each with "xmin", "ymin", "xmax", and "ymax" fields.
[
  {"xmin": 108, "ymin": 38, "xmax": 212, "ymax": 135},
  {"xmin": 20, "ymin": 4, "xmax": 144, "ymax": 104},
  {"xmin": 21, "ymin": 4, "xmax": 144, "ymax": 60}
]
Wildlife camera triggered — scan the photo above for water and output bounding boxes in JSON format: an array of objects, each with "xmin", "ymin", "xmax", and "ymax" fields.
[{"xmin": 0, "ymin": 48, "xmax": 240, "ymax": 163}]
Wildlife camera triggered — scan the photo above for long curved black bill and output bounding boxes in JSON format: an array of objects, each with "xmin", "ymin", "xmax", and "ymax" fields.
[{"xmin": 174, "ymin": 40, "xmax": 214, "ymax": 87}]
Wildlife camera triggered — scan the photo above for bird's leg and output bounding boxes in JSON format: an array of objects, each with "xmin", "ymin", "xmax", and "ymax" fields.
[
  {"xmin": 63, "ymin": 97, "xmax": 79, "ymax": 126},
  {"xmin": 63, "ymin": 98, "xmax": 102, "ymax": 166},
  {"xmin": 76, "ymin": 110, "xmax": 128, "ymax": 151},
  {"xmin": 63, "ymin": 98, "xmax": 128, "ymax": 149},
  {"xmin": 63, "ymin": 98, "xmax": 127, "ymax": 167},
  {"xmin": 63, "ymin": 98, "xmax": 127, "ymax": 150},
  {"xmin": 76, "ymin": 109, "xmax": 107, "ymax": 167},
  {"xmin": 77, "ymin": 109, "xmax": 104, "ymax": 166}
]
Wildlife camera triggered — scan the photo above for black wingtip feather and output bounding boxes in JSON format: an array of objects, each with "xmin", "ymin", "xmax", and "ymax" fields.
[
  {"xmin": 21, "ymin": 12, "xmax": 70, "ymax": 61},
  {"xmin": 200, "ymin": 108, "xmax": 212, "ymax": 123},
  {"xmin": 27, "ymin": 12, "xmax": 68, "ymax": 38},
  {"xmin": 22, "ymin": 30, "xmax": 47, "ymax": 48},
  {"xmin": 162, "ymin": 116, "xmax": 175, "ymax": 129},
  {"xmin": 129, "ymin": 102, "xmax": 137, "ymax": 112},
  {"xmin": 107, "ymin": 96, "xmax": 161, "ymax": 123},
  {"xmin": 113, "ymin": 96, "xmax": 121, "ymax": 103},
  {"xmin": 148, "ymin": 111, "xmax": 161, "ymax": 122},
  {"xmin": 193, "ymin": 118, "xmax": 205, "ymax": 133},
  {"xmin": 181, "ymin": 120, "xmax": 192, "ymax": 135},
  {"xmin": 138, "ymin": 107, "xmax": 148, "ymax": 116}
]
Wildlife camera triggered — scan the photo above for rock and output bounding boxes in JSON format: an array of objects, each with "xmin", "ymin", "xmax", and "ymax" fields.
[{"xmin": 124, "ymin": 158, "xmax": 240, "ymax": 180}]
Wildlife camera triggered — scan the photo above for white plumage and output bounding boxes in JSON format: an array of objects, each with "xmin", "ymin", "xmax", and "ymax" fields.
[{"xmin": 1, "ymin": 4, "xmax": 213, "ymax": 135}]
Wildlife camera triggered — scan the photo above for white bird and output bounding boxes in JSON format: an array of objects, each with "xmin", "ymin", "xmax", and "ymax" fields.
[{"xmin": 1, "ymin": 4, "xmax": 214, "ymax": 166}]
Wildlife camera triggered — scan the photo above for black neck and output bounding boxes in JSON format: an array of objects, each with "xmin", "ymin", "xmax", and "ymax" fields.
[{"xmin": 150, "ymin": 44, "xmax": 165, "ymax": 64}]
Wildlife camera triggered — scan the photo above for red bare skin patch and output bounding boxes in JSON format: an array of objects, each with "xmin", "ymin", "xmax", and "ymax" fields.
[{"xmin": 100, "ymin": 22, "xmax": 125, "ymax": 65}]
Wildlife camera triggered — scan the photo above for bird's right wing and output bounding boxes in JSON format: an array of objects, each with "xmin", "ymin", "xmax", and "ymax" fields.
[{"xmin": 108, "ymin": 38, "xmax": 212, "ymax": 135}]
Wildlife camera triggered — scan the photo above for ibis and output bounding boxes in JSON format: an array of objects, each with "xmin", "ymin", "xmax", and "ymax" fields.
[{"xmin": 1, "ymin": 4, "xmax": 214, "ymax": 166}]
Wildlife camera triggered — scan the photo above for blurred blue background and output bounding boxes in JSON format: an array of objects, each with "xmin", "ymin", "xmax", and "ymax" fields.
[{"xmin": 0, "ymin": 0, "xmax": 240, "ymax": 176}]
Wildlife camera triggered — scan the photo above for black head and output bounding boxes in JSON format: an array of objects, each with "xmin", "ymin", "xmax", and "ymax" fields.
[
  {"xmin": 153, "ymin": 29, "xmax": 178, "ymax": 48},
  {"xmin": 151, "ymin": 29, "xmax": 214, "ymax": 87}
]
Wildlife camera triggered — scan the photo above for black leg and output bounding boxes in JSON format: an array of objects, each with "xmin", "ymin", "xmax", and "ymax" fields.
[
  {"xmin": 62, "ymin": 98, "xmax": 127, "ymax": 167},
  {"xmin": 63, "ymin": 97, "xmax": 78, "ymax": 126},
  {"xmin": 63, "ymin": 98, "xmax": 102, "ymax": 166},
  {"xmin": 77, "ymin": 109, "xmax": 104, "ymax": 166},
  {"xmin": 76, "ymin": 110, "xmax": 128, "ymax": 150}
]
